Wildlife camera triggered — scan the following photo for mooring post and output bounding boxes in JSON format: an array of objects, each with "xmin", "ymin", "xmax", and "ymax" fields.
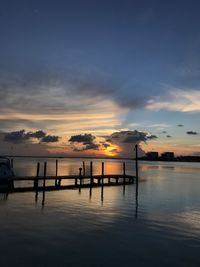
[
  {"xmin": 79, "ymin": 168, "xmax": 82, "ymax": 193},
  {"xmin": 34, "ymin": 162, "xmax": 40, "ymax": 190},
  {"xmin": 90, "ymin": 161, "xmax": 93, "ymax": 185},
  {"xmin": 101, "ymin": 162, "xmax": 104, "ymax": 185},
  {"xmin": 43, "ymin": 162, "xmax": 47, "ymax": 190},
  {"xmin": 56, "ymin": 159, "xmax": 58, "ymax": 176},
  {"xmin": 89, "ymin": 162, "xmax": 93, "ymax": 198},
  {"xmin": 83, "ymin": 161, "xmax": 86, "ymax": 176},
  {"xmin": 101, "ymin": 162, "xmax": 104, "ymax": 199},
  {"xmin": 11, "ymin": 158, "xmax": 14, "ymax": 168},
  {"xmin": 123, "ymin": 162, "xmax": 126, "ymax": 194},
  {"xmin": 55, "ymin": 160, "xmax": 58, "ymax": 186},
  {"xmin": 135, "ymin": 144, "xmax": 139, "ymax": 199}
]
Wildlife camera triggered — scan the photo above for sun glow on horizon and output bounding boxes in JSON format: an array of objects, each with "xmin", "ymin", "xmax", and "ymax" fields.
[{"xmin": 104, "ymin": 144, "xmax": 119, "ymax": 157}]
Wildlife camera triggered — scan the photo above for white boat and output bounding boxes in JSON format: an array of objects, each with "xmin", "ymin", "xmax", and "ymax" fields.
[{"xmin": 0, "ymin": 157, "xmax": 15, "ymax": 189}]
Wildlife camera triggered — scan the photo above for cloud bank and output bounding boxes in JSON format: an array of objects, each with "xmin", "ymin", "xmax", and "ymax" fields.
[
  {"xmin": 69, "ymin": 133, "xmax": 99, "ymax": 151},
  {"xmin": 147, "ymin": 89, "xmax": 200, "ymax": 112},
  {"xmin": 3, "ymin": 129, "xmax": 59, "ymax": 144}
]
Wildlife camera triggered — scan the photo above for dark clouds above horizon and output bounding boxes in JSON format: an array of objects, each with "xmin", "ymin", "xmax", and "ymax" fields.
[{"xmin": 3, "ymin": 129, "xmax": 59, "ymax": 144}]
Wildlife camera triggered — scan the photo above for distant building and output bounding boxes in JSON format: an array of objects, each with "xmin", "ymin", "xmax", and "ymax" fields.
[
  {"xmin": 146, "ymin": 152, "xmax": 159, "ymax": 160},
  {"xmin": 161, "ymin": 152, "xmax": 174, "ymax": 160}
]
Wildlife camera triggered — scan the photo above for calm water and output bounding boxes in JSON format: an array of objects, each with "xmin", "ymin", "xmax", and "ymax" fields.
[{"xmin": 0, "ymin": 159, "xmax": 200, "ymax": 267}]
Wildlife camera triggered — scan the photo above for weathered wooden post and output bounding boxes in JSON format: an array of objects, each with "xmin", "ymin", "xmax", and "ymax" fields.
[
  {"xmin": 90, "ymin": 161, "xmax": 93, "ymax": 185},
  {"xmin": 123, "ymin": 162, "xmax": 126, "ymax": 194},
  {"xmin": 135, "ymin": 144, "xmax": 139, "ymax": 199},
  {"xmin": 101, "ymin": 162, "xmax": 104, "ymax": 185},
  {"xmin": 83, "ymin": 161, "xmax": 86, "ymax": 176},
  {"xmin": 89, "ymin": 162, "xmax": 93, "ymax": 197},
  {"xmin": 79, "ymin": 168, "xmax": 82, "ymax": 193},
  {"xmin": 11, "ymin": 158, "xmax": 14, "ymax": 168},
  {"xmin": 101, "ymin": 162, "xmax": 104, "ymax": 200},
  {"xmin": 55, "ymin": 160, "xmax": 58, "ymax": 186},
  {"xmin": 34, "ymin": 162, "xmax": 40, "ymax": 190},
  {"xmin": 43, "ymin": 162, "xmax": 47, "ymax": 190},
  {"xmin": 56, "ymin": 160, "xmax": 58, "ymax": 176}
]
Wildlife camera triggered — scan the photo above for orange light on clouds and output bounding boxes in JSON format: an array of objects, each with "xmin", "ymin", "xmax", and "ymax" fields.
[{"xmin": 104, "ymin": 144, "xmax": 119, "ymax": 157}]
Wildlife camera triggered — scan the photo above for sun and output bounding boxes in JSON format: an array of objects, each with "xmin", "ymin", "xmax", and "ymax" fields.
[{"xmin": 104, "ymin": 145, "xmax": 118, "ymax": 157}]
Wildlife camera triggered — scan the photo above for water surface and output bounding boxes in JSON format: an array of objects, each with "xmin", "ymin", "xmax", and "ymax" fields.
[{"xmin": 0, "ymin": 159, "xmax": 200, "ymax": 267}]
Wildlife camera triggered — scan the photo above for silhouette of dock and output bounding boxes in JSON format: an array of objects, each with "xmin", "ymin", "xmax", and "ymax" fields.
[
  {"xmin": 10, "ymin": 173, "xmax": 136, "ymax": 193},
  {"xmin": 1, "ymin": 145, "xmax": 139, "ymax": 198}
]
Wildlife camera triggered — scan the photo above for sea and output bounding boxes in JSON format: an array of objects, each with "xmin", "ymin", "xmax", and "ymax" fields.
[{"xmin": 0, "ymin": 158, "xmax": 200, "ymax": 267}]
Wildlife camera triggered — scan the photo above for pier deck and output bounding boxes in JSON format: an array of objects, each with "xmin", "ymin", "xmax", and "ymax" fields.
[
  {"xmin": 1, "ymin": 145, "xmax": 139, "ymax": 195},
  {"xmin": 8, "ymin": 174, "xmax": 136, "ymax": 193}
]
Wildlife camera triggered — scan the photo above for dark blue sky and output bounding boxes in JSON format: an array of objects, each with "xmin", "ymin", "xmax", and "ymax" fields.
[
  {"xmin": 0, "ymin": 0, "xmax": 200, "ymax": 156},
  {"xmin": 1, "ymin": 0, "xmax": 200, "ymax": 87}
]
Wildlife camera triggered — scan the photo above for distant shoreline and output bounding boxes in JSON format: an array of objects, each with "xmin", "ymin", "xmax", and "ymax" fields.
[
  {"xmin": 140, "ymin": 157, "xmax": 200, "ymax": 163},
  {"xmin": 2, "ymin": 155, "xmax": 200, "ymax": 163},
  {"xmin": 2, "ymin": 155, "xmax": 136, "ymax": 161}
]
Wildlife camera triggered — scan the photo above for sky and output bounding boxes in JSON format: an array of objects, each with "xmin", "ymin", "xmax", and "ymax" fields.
[{"xmin": 0, "ymin": 0, "xmax": 200, "ymax": 157}]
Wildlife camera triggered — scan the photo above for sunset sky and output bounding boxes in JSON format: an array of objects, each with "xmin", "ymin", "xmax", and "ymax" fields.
[{"xmin": 0, "ymin": 0, "xmax": 200, "ymax": 157}]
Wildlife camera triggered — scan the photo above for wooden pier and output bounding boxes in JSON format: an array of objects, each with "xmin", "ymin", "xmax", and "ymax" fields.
[
  {"xmin": 1, "ymin": 145, "xmax": 139, "ymax": 196},
  {"xmin": 10, "ymin": 173, "xmax": 136, "ymax": 193}
]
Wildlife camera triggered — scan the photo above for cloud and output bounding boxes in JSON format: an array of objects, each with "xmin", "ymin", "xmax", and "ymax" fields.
[
  {"xmin": 69, "ymin": 133, "xmax": 99, "ymax": 151},
  {"xmin": 104, "ymin": 130, "xmax": 158, "ymax": 157},
  {"xmin": 69, "ymin": 134, "xmax": 95, "ymax": 145},
  {"xmin": 0, "ymin": 71, "xmax": 125, "ymax": 135},
  {"xmin": 0, "ymin": 70, "xmax": 151, "ymax": 120},
  {"xmin": 27, "ymin": 130, "xmax": 46, "ymax": 139},
  {"xmin": 146, "ymin": 89, "xmax": 200, "ymax": 112},
  {"xmin": 3, "ymin": 129, "xmax": 60, "ymax": 144},
  {"xmin": 106, "ymin": 131, "xmax": 146, "ymax": 143},
  {"xmin": 4, "ymin": 130, "xmax": 28, "ymax": 144},
  {"xmin": 147, "ymin": 135, "xmax": 158, "ymax": 140},
  {"xmin": 186, "ymin": 131, "xmax": 198, "ymax": 135},
  {"xmin": 102, "ymin": 143, "xmax": 110, "ymax": 148},
  {"xmin": 40, "ymin": 135, "xmax": 59, "ymax": 143},
  {"xmin": 83, "ymin": 143, "xmax": 99, "ymax": 150},
  {"xmin": 68, "ymin": 131, "xmax": 156, "ymax": 154},
  {"xmin": 106, "ymin": 130, "xmax": 158, "ymax": 144}
]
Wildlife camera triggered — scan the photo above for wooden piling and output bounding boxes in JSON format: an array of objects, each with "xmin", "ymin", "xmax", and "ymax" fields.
[
  {"xmin": 79, "ymin": 168, "xmax": 82, "ymax": 192},
  {"xmin": 123, "ymin": 162, "xmax": 126, "ymax": 194},
  {"xmin": 90, "ymin": 161, "xmax": 93, "ymax": 185},
  {"xmin": 83, "ymin": 161, "xmax": 86, "ymax": 176},
  {"xmin": 11, "ymin": 158, "xmax": 14, "ymax": 168},
  {"xmin": 43, "ymin": 162, "xmax": 47, "ymax": 190},
  {"xmin": 135, "ymin": 144, "xmax": 139, "ymax": 199},
  {"xmin": 101, "ymin": 162, "xmax": 104, "ymax": 200},
  {"xmin": 34, "ymin": 162, "xmax": 40, "ymax": 190},
  {"xmin": 55, "ymin": 160, "xmax": 57, "ymax": 185},
  {"xmin": 56, "ymin": 160, "xmax": 58, "ymax": 177},
  {"xmin": 101, "ymin": 162, "xmax": 104, "ymax": 185}
]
